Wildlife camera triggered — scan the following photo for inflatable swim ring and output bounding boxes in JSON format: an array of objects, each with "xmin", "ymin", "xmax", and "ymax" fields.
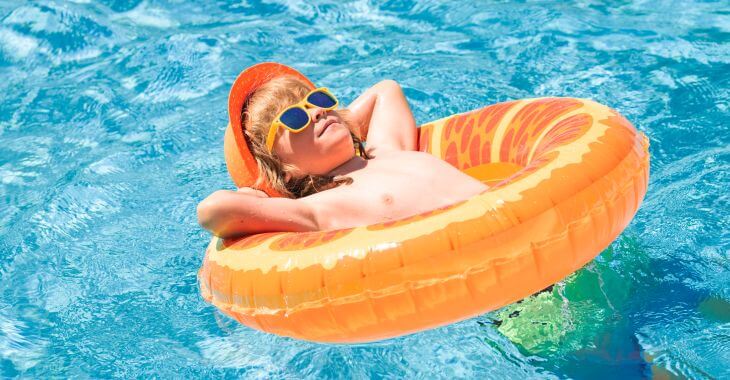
[{"xmin": 199, "ymin": 92, "xmax": 650, "ymax": 343}]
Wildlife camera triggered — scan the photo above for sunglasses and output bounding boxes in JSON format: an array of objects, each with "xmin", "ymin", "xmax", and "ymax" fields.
[{"xmin": 265, "ymin": 87, "xmax": 339, "ymax": 152}]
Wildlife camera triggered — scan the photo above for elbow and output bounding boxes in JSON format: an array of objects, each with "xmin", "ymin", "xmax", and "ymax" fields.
[
  {"xmin": 375, "ymin": 79, "xmax": 407, "ymax": 102},
  {"xmin": 196, "ymin": 192, "xmax": 218, "ymax": 232},
  {"xmin": 197, "ymin": 190, "xmax": 231, "ymax": 235},
  {"xmin": 377, "ymin": 79, "xmax": 401, "ymax": 91},
  {"xmin": 197, "ymin": 190, "xmax": 254, "ymax": 239}
]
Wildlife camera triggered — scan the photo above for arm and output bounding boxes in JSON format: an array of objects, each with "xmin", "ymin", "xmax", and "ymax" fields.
[
  {"xmin": 197, "ymin": 190, "xmax": 319, "ymax": 238},
  {"xmin": 345, "ymin": 79, "xmax": 418, "ymax": 156}
]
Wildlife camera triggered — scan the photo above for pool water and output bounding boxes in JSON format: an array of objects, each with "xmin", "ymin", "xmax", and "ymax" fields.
[{"xmin": 1, "ymin": 0, "xmax": 728, "ymax": 378}]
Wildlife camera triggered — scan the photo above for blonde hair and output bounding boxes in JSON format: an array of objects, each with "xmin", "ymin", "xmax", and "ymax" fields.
[{"xmin": 241, "ymin": 75, "xmax": 369, "ymax": 198}]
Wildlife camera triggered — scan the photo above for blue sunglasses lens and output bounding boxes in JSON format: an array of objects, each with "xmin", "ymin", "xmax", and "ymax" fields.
[
  {"xmin": 280, "ymin": 107, "xmax": 309, "ymax": 130},
  {"xmin": 307, "ymin": 90, "xmax": 337, "ymax": 108}
]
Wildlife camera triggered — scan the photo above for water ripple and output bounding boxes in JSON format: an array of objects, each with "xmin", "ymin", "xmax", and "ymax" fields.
[
  {"xmin": 0, "ymin": 310, "xmax": 48, "ymax": 373},
  {"xmin": 0, "ymin": 0, "xmax": 728, "ymax": 377}
]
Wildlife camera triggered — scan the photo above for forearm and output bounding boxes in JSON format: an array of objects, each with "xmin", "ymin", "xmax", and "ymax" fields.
[
  {"xmin": 344, "ymin": 88, "xmax": 377, "ymax": 139},
  {"xmin": 346, "ymin": 79, "xmax": 410, "ymax": 139},
  {"xmin": 345, "ymin": 80, "xmax": 417, "ymax": 151},
  {"xmin": 197, "ymin": 190, "xmax": 318, "ymax": 238}
]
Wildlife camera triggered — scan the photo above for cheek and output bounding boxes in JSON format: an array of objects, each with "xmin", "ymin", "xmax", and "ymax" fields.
[
  {"xmin": 287, "ymin": 131, "xmax": 317, "ymax": 155},
  {"xmin": 277, "ymin": 131, "xmax": 319, "ymax": 167}
]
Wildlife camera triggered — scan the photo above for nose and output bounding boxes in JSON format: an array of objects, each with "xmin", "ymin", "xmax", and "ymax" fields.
[{"xmin": 308, "ymin": 107, "xmax": 326, "ymax": 124}]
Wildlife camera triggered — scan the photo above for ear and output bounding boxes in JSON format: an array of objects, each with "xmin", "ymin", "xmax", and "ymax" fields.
[{"xmin": 284, "ymin": 172, "xmax": 292, "ymax": 182}]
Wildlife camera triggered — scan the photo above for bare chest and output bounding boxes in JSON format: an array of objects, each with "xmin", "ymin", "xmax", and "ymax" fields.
[{"xmin": 314, "ymin": 152, "xmax": 487, "ymax": 229}]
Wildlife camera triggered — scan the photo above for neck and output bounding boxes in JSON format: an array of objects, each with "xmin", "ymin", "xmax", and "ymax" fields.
[{"xmin": 328, "ymin": 155, "xmax": 367, "ymax": 176}]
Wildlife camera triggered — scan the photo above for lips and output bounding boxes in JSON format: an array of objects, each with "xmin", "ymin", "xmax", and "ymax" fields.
[{"xmin": 317, "ymin": 119, "xmax": 337, "ymax": 137}]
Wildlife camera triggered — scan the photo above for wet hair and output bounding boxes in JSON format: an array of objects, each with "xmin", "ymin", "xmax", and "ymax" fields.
[{"xmin": 241, "ymin": 75, "xmax": 369, "ymax": 198}]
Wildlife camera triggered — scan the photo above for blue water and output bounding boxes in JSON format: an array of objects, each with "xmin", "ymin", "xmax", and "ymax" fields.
[{"xmin": 1, "ymin": 0, "xmax": 727, "ymax": 378}]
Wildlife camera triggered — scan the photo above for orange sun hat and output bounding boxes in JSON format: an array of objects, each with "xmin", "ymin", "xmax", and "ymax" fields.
[{"xmin": 224, "ymin": 62, "xmax": 316, "ymax": 197}]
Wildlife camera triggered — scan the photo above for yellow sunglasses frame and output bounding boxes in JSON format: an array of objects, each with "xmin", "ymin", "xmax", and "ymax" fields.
[{"xmin": 265, "ymin": 87, "xmax": 339, "ymax": 152}]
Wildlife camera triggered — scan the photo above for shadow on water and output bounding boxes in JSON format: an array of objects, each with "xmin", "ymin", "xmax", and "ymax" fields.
[{"xmin": 479, "ymin": 234, "xmax": 729, "ymax": 378}]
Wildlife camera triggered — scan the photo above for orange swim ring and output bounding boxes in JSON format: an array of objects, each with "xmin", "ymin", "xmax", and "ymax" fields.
[{"xmin": 199, "ymin": 96, "xmax": 650, "ymax": 343}]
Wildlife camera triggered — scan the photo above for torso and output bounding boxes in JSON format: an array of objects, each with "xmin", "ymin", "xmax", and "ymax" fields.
[{"xmin": 301, "ymin": 150, "xmax": 488, "ymax": 230}]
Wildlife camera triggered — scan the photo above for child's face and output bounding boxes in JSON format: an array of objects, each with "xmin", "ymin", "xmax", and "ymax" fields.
[{"xmin": 271, "ymin": 107, "xmax": 354, "ymax": 177}]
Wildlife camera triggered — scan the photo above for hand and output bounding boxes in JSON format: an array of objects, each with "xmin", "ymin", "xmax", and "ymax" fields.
[
  {"xmin": 339, "ymin": 107, "xmax": 368, "ymax": 140},
  {"xmin": 236, "ymin": 187, "xmax": 269, "ymax": 198}
]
